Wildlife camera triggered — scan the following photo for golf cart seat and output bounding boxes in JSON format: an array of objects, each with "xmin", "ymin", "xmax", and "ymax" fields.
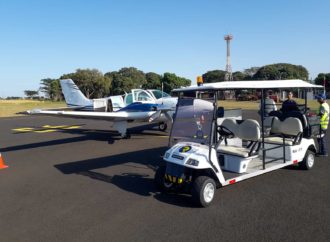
[
  {"xmin": 281, "ymin": 111, "xmax": 309, "ymax": 138},
  {"xmin": 218, "ymin": 118, "xmax": 239, "ymax": 139},
  {"xmin": 269, "ymin": 110, "xmax": 311, "ymax": 138},
  {"xmin": 262, "ymin": 117, "xmax": 303, "ymax": 145},
  {"xmin": 218, "ymin": 119, "xmax": 261, "ymax": 158}
]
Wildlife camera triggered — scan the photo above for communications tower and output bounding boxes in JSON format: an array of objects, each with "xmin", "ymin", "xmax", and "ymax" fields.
[{"xmin": 224, "ymin": 34, "xmax": 233, "ymax": 81}]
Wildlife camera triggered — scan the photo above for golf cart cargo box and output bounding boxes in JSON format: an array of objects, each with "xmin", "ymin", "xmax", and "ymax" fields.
[{"xmin": 219, "ymin": 154, "xmax": 250, "ymax": 173}]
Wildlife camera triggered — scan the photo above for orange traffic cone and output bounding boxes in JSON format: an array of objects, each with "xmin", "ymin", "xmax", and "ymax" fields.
[{"xmin": 0, "ymin": 153, "xmax": 8, "ymax": 169}]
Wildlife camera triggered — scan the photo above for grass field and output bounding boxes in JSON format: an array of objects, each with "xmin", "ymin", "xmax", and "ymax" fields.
[
  {"xmin": 0, "ymin": 99, "xmax": 321, "ymax": 118},
  {"xmin": 218, "ymin": 99, "xmax": 320, "ymax": 113},
  {"xmin": 0, "ymin": 100, "xmax": 65, "ymax": 117}
]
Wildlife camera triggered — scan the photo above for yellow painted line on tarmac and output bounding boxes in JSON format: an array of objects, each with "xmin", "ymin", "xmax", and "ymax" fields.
[
  {"xmin": 34, "ymin": 129, "xmax": 59, "ymax": 133},
  {"xmin": 42, "ymin": 125, "xmax": 69, "ymax": 129},
  {"xmin": 12, "ymin": 127, "xmax": 35, "ymax": 132},
  {"xmin": 146, "ymin": 135, "xmax": 168, "ymax": 138},
  {"xmin": 12, "ymin": 124, "xmax": 82, "ymax": 133},
  {"xmin": 61, "ymin": 125, "xmax": 81, "ymax": 130}
]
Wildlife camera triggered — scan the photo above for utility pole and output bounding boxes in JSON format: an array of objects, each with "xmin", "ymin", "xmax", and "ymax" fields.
[{"xmin": 224, "ymin": 34, "xmax": 233, "ymax": 81}]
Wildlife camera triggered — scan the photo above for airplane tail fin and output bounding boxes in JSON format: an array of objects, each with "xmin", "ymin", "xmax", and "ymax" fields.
[{"xmin": 60, "ymin": 79, "xmax": 93, "ymax": 108}]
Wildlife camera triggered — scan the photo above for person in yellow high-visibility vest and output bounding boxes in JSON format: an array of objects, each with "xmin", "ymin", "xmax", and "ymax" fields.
[{"xmin": 316, "ymin": 93, "xmax": 329, "ymax": 157}]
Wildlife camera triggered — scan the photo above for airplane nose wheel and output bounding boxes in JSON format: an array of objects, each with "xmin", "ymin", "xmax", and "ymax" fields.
[{"xmin": 159, "ymin": 122, "xmax": 168, "ymax": 131}]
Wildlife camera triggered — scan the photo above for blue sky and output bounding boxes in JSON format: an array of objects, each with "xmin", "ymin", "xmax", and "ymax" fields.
[{"xmin": 0, "ymin": 0, "xmax": 329, "ymax": 97}]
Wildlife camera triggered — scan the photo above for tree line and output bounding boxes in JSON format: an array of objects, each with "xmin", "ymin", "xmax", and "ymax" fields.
[
  {"xmin": 22, "ymin": 63, "xmax": 329, "ymax": 100},
  {"xmin": 202, "ymin": 63, "xmax": 310, "ymax": 82},
  {"xmin": 36, "ymin": 68, "xmax": 190, "ymax": 101}
]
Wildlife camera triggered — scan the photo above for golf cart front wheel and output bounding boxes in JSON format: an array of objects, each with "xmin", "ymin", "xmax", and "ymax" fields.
[
  {"xmin": 192, "ymin": 176, "xmax": 216, "ymax": 207},
  {"xmin": 154, "ymin": 166, "xmax": 173, "ymax": 192},
  {"xmin": 300, "ymin": 150, "xmax": 315, "ymax": 170},
  {"xmin": 159, "ymin": 122, "xmax": 168, "ymax": 131}
]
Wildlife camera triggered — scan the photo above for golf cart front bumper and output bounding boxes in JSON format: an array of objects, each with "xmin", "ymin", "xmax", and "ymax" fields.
[{"xmin": 164, "ymin": 162, "xmax": 192, "ymax": 185}]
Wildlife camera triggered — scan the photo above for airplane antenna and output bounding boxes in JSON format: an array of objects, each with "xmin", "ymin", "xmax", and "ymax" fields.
[{"xmin": 161, "ymin": 82, "xmax": 164, "ymax": 104}]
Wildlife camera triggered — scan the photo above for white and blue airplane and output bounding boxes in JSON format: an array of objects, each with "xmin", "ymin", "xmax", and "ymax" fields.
[
  {"xmin": 26, "ymin": 79, "xmax": 177, "ymax": 138},
  {"xmin": 60, "ymin": 79, "xmax": 177, "ymax": 112}
]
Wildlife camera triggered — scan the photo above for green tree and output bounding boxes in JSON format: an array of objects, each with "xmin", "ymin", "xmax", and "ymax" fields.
[
  {"xmin": 39, "ymin": 78, "xmax": 57, "ymax": 99},
  {"xmin": 253, "ymin": 63, "xmax": 309, "ymax": 80},
  {"xmin": 243, "ymin": 67, "xmax": 260, "ymax": 78},
  {"xmin": 105, "ymin": 67, "xmax": 146, "ymax": 95},
  {"xmin": 49, "ymin": 80, "xmax": 63, "ymax": 101},
  {"xmin": 314, "ymin": 73, "xmax": 330, "ymax": 92},
  {"xmin": 202, "ymin": 70, "xmax": 227, "ymax": 83},
  {"xmin": 162, "ymin": 72, "xmax": 191, "ymax": 93},
  {"xmin": 233, "ymin": 71, "xmax": 249, "ymax": 81},
  {"xmin": 143, "ymin": 72, "xmax": 162, "ymax": 89},
  {"xmin": 24, "ymin": 90, "xmax": 39, "ymax": 99},
  {"xmin": 61, "ymin": 69, "xmax": 111, "ymax": 98}
]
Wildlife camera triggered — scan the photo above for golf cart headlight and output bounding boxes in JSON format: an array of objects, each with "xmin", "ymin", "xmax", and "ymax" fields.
[
  {"xmin": 164, "ymin": 152, "xmax": 170, "ymax": 159},
  {"xmin": 186, "ymin": 158, "xmax": 199, "ymax": 166}
]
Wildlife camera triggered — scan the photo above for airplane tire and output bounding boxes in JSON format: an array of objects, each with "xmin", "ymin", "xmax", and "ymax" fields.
[
  {"xmin": 192, "ymin": 176, "xmax": 216, "ymax": 207},
  {"xmin": 123, "ymin": 132, "xmax": 131, "ymax": 139},
  {"xmin": 159, "ymin": 122, "xmax": 167, "ymax": 131},
  {"xmin": 300, "ymin": 150, "xmax": 315, "ymax": 170}
]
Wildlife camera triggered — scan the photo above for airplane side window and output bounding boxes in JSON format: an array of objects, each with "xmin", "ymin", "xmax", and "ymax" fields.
[
  {"xmin": 152, "ymin": 90, "xmax": 170, "ymax": 99},
  {"xmin": 138, "ymin": 91, "xmax": 153, "ymax": 101},
  {"xmin": 125, "ymin": 94, "xmax": 133, "ymax": 105}
]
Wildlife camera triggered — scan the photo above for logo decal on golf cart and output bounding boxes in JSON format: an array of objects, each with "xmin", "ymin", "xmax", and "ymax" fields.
[{"xmin": 179, "ymin": 146, "xmax": 192, "ymax": 153}]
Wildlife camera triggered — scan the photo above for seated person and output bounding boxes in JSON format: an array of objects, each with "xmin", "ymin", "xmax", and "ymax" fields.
[
  {"xmin": 281, "ymin": 91, "xmax": 299, "ymax": 113},
  {"xmin": 259, "ymin": 94, "xmax": 277, "ymax": 117}
]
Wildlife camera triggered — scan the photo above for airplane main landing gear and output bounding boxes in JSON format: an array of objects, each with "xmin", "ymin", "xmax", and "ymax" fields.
[
  {"xmin": 158, "ymin": 122, "xmax": 168, "ymax": 131},
  {"xmin": 123, "ymin": 132, "xmax": 131, "ymax": 139}
]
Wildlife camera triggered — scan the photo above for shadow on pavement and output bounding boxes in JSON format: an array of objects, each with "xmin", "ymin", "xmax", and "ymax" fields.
[
  {"xmin": 1, "ymin": 123, "xmax": 168, "ymax": 152},
  {"xmin": 55, "ymin": 147, "xmax": 196, "ymax": 208}
]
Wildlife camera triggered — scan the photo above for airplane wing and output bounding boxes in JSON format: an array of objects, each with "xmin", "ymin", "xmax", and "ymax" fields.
[
  {"xmin": 25, "ymin": 109, "xmax": 156, "ymax": 122},
  {"xmin": 24, "ymin": 102, "xmax": 174, "ymax": 138}
]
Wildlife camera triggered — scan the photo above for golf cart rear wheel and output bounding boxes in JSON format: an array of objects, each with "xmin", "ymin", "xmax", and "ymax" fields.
[
  {"xmin": 154, "ymin": 166, "xmax": 173, "ymax": 191},
  {"xmin": 192, "ymin": 176, "xmax": 216, "ymax": 207},
  {"xmin": 159, "ymin": 122, "xmax": 167, "ymax": 131},
  {"xmin": 300, "ymin": 150, "xmax": 315, "ymax": 170}
]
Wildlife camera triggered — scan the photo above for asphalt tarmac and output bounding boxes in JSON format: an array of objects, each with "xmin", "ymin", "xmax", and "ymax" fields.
[{"xmin": 0, "ymin": 114, "xmax": 329, "ymax": 242}]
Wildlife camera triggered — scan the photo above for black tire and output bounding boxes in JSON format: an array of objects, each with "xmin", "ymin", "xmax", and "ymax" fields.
[
  {"xmin": 159, "ymin": 122, "xmax": 168, "ymax": 131},
  {"xmin": 154, "ymin": 166, "xmax": 173, "ymax": 192},
  {"xmin": 123, "ymin": 132, "xmax": 131, "ymax": 139},
  {"xmin": 300, "ymin": 150, "xmax": 315, "ymax": 170},
  {"xmin": 191, "ymin": 176, "xmax": 216, "ymax": 207}
]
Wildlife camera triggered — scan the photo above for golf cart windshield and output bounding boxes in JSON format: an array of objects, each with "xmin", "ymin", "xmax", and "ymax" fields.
[{"xmin": 170, "ymin": 98, "xmax": 214, "ymax": 145}]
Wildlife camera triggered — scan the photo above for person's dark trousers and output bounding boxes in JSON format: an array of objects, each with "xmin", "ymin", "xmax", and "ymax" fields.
[{"xmin": 317, "ymin": 129, "xmax": 328, "ymax": 155}]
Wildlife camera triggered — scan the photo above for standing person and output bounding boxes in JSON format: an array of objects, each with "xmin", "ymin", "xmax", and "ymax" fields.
[
  {"xmin": 281, "ymin": 91, "xmax": 299, "ymax": 113},
  {"xmin": 316, "ymin": 93, "xmax": 329, "ymax": 157}
]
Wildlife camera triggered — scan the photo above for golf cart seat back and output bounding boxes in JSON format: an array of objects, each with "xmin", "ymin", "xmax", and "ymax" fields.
[
  {"xmin": 281, "ymin": 111, "xmax": 309, "ymax": 137},
  {"xmin": 218, "ymin": 119, "xmax": 261, "ymax": 158},
  {"xmin": 269, "ymin": 110, "xmax": 310, "ymax": 138},
  {"xmin": 221, "ymin": 118, "xmax": 239, "ymax": 137},
  {"xmin": 264, "ymin": 117, "xmax": 303, "ymax": 145},
  {"xmin": 238, "ymin": 119, "xmax": 261, "ymax": 141}
]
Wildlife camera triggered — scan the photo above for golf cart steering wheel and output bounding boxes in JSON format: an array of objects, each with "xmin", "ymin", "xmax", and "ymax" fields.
[{"xmin": 217, "ymin": 125, "xmax": 235, "ymax": 139}]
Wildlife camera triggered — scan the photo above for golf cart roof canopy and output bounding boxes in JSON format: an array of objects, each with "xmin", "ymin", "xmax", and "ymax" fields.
[{"xmin": 174, "ymin": 79, "xmax": 323, "ymax": 92}]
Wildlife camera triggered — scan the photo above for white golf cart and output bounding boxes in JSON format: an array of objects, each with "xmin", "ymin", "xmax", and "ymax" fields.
[{"xmin": 154, "ymin": 80, "xmax": 323, "ymax": 207}]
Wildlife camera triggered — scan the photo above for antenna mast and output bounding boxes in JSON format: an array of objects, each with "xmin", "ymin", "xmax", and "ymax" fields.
[{"xmin": 224, "ymin": 34, "xmax": 233, "ymax": 81}]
